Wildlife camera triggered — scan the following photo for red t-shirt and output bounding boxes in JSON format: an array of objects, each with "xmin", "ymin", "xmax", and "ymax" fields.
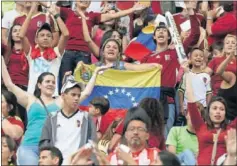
[
  {"xmin": 173, "ymin": 12, "xmax": 205, "ymax": 33},
  {"xmin": 188, "ymin": 103, "xmax": 237, "ymax": 165},
  {"xmin": 14, "ymin": 13, "xmax": 57, "ymax": 46},
  {"xmin": 60, "ymin": 7, "xmax": 101, "ymax": 52},
  {"xmin": 1, "ymin": 116, "xmax": 24, "ymax": 144},
  {"xmin": 208, "ymin": 12, "xmax": 237, "ymax": 46},
  {"xmin": 8, "ymin": 50, "xmax": 29, "ymax": 86},
  {"xmin": 141, "ymin": 49, "xmax": 179, "ymax": 88},
  {"xmin": 208, "ymin": 56, "xmax": 237, "ymax": 95}
]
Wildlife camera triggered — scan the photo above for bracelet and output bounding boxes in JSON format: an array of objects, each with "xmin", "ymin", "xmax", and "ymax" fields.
[
  {"xmin": 207, "ymin": 16, "xmax": 213, "ymax": 20},
  {"xmin": 54, "ymin": 13, "xmax": 60, "ymax": 19}
]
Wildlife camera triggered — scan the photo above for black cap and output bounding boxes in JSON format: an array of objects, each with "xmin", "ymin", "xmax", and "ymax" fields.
[
  {"xmin": 36, "ymin": 23, "xmax": 52, "ymax": 35},
  {"xmin": 155, "ymin": 22, "xmax": 168, "ymax": 29}
]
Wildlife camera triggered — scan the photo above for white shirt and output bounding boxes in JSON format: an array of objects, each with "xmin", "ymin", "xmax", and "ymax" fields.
[
  {"xmin": 55, "ymin": 110, "xmax": 85, "ymax": 165},
  {"xmin": 26, "ymin": 47, "xmax": 62, "ymax": 96},
  {"xmin": 2, "ymin": 9, "xmax": 21, "ymax": 29},
  {"xmin": 179, "ymin": 72, "xmax": 212, "ymax": 109}
]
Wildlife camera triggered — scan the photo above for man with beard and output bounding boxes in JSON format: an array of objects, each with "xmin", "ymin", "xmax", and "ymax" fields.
[{"xmin": 108, "ymin": 107, "xmax": 160, "ymax": 165}]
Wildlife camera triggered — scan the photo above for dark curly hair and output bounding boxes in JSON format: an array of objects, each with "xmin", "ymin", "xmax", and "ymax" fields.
[{"xmin": 139, "ymin": 98, "xmax": 164, "ymax": 137}]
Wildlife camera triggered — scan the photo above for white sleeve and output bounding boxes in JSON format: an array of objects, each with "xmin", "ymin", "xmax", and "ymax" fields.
[{"xmin": 2, "ymin": 12, "xmax": 11, "ymax": 29}]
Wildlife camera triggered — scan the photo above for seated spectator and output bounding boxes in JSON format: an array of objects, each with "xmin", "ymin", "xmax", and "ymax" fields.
[
  {"xmin": 39, "ymin": 146, "xmax": 63, "ymax": 166},
  {"xmin": 18, "ymin": 3, "xmax": 69, "ymax": 96},
  {"xmin": 166, "ymin": 108, "xmax": 198, "ymax": 165},
  {"xmin": 178, "ymin": 48, "xmax": 212, "ymax": 115},
  {"xmin": 185, "ymin": 72, "xmax": 237, "ymax": 165},
  {"xmin": 108, "ymin": 107, "xmax": 160, "ymax": 165},
  {"xmin": 1, "ymin": 88, "xmax": 24, "ymax": 143},
  {"xmin": 13, "ymin": 1, "xmax": 59, "ymax": 47},
  {"xmin": 152, "ymin": 151, "xmax": 181, "ymax": 166},
  {"xmin": 88, "ymin": 97, "xmax": 110, "ymax": 139},
  {"xmin": 207, "ymin": 1, "xmax": 237, "ymax": 46},
  {"xmin": 1, "ymin": 135, "xmax": 17, "ymax": 166},
  {"xmin": 40, "ymin": 76, "xmax": 97, "ymax": 165}
]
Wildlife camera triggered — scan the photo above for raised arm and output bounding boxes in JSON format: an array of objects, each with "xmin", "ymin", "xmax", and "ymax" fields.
[
  {"xmin": 1, "ymin": 57, "xmax": 33, "ymax": 108},
  {"xmin": 100, "ymin": 2, "xmax": 147, "ymax": 22},
  {"xmin": 124, "ymin": 62, "xmax": 162, "ymax": 71},
  {"xmin": 19, "ymin": 2, "xmax": 38, "ymax": 55},
  {"xmin": 186, "ymin": 72, "xmax": 205, "ymax": 130},
  {"xmin": 77, "ymin": 8, "xmax": 100, "ymax": 57},
  {"xmin": 2, "ymin": 118, "xmax": 24, "ymax": 140},
  {"xmin": 183, "ymin": 8, "xmax": 201, "ymax": 54},
  {"xmin": 48, "ymin": 4, "xmax": 69, "ymax": 55}
]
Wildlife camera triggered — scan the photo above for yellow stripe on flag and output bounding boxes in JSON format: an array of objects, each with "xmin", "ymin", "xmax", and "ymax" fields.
[{"xmin": 74, "ymin": 64, "xmax": 161, "ymax": 88}]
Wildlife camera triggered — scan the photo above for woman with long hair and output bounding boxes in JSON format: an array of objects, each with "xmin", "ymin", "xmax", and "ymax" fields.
[
  {"xmin": 185, "ymin": 71, "xmax": 236, "ymax": 165},
  {"xmin": 4, "ymin": 24, "xmax": 28, "ymax": 128},
  {"xmin": 138, "ymin": 97, "xmax": 165, "ymax": 150},
  {"xmin": 2, "ymin": 88, "xmax": 24, "ymax": 144}
]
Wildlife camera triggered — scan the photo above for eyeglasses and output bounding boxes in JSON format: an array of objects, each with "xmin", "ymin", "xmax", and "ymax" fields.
[{"xmin": 126, "ymin": 127, "xmax": 147, "ymax": 133}]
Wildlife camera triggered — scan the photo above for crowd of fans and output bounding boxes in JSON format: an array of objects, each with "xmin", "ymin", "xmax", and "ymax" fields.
[{"xmin": 1, "ymin": 0, "xmax": 237, "ymax": 165}]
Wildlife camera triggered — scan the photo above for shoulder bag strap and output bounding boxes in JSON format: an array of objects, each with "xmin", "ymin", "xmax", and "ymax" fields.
[
  {"xmin": 39, "ymin": 97, "xmax": 50, "ymax": 116},
  {"xmin": 211, "ymin": 128, "xmax": 222, "ymax": 165}
]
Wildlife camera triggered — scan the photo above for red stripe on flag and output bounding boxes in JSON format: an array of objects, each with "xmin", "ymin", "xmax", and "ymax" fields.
[{"xmin": 125, "ymin": 42, "xmax": 152, "ymax": 61}]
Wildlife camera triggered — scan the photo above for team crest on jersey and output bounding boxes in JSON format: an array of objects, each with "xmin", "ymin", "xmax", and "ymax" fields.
[
  {"xmin": 37, "ymin": 21, "xmax": 43, "ymax": 28},
  {"xmin": 165, "ymin": 54, "xmax": 170, "ymax": 61},
  {"xmin": 80, "ymin": 65, "xmax": 92, "ymax": 83},
  {"xmin": 203, "ymin": 77, "xmax": 207, "ymax": 84}
]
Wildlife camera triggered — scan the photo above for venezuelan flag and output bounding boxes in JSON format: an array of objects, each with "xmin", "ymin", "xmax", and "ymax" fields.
[
  {"xmin": 125, "ymin": 25, "xmax": 156, "ymax": 61},
  {"xmin": 74, "ymin": 64, "xmax": 161, "ymax": 110}
]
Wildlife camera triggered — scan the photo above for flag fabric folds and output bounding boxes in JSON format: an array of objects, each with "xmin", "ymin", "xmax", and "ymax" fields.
[
  {"xmin": 125, "ymin": 25, "xmax": 156, "ymax": 61},
  {"xmin": 74, "ymin": 64, "xmax": 161, "ymax": 110}
]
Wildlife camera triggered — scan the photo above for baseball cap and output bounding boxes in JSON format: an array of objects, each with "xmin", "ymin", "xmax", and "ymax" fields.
[
  {"xmin": 36, "ymin": 23, "xmax": 52, "ymax": 35},
  {"xmin": 155, "ymin": 22, "xmax": 168, "ymax": 30},
  {"xmin": 61, "ymin": 75, "xmax": 84, "ymax": 94}
]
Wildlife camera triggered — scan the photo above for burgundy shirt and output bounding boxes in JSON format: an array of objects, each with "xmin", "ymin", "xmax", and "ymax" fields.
[
  {"xmin": 8, "ymin": 50, "xmax": 28, "ymax": 86},
  {"xmin": 13, "ymin": 13, "xmax": 57, "ymax": 46},
  {"xmin": 60, "ymin": 7, "xmax": 101, "ymax": 52}
]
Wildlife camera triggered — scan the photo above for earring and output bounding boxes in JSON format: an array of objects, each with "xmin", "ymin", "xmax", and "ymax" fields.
[{"xmin": 8, "ymin": 157, "xmax": 12, "ymax": 163}]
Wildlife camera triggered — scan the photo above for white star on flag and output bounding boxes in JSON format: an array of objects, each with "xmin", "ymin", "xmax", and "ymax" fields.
[
  {"xmin": 109, "ymin": 91, "xmax": 114, "ymax": 95},
  {"xmin": 131, "ymin": 97, "xmax": 135, "ymax": 101},
  {"xmin": 115, "ymin": 88, "xmax": 119, "ymax": 93},
  {"xmin": 133, "ymin": 102, "xmax": 138, "ymax": 107},
  {"xmin": 126, "ymin": 92, "xmax": 131, "ymax": 97},
  {"xmin": 121, "ymin": 89, "xmax": 126, "ymax": 94},
  {"xmin": 104, "ymin": 95, "xmax": 108, "ymax": 99}
]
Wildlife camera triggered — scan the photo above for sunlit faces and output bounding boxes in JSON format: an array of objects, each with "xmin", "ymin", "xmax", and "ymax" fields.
[
  {"xmin": 1, "ymin": 137, "xmax": 13, "ymax": 162},
  {"xmin": 76, "ymin": 0, "xmax": 91, "ymax": 10},
  {"xmin": 11, "ymin": 25, "xmax": 21, "ymax": 42},
  {"xmin": 154, "ymin": 28, "xmax": 170, "ymax": 44},
  {"xmin": 39, "ymin": 150, "xmax": 57, "ymax": 166},
  {"xmin": 37, "ymin": 75, "xmax": 56, "ymax": 97},
  {"xmin": 62, "ymin": 87, "xmax": 81, "ymax": 110},
  {"xmin": 1, "ymin": 95, "xmax": 9, "ymax": 118},
  {"xmin": 209, "ymin": 101, "xmax": 226, "ymax": 125},
  {"xmin": 88, "ymin": 104, "xmax": 99, "ymax": 116},
  {"xmin": 223, "ymin": 35, "xmax": 237, "ymax": 54},
  {"xmin": 190, "ymin": 49, "xmax": 204, "ymax": 67},
  {"xmin": 35, "ymin": 30, "xmax": 53, "ymax": 48},
  {"xmin": 103, "ymin": 40, "xmax": 120, "ymax": 62},
  {"xmin": 125, "ymin": 120, "xmax": 149, "ymax": 148}
]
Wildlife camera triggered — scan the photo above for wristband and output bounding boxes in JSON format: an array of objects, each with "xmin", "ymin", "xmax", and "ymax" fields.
[
  {"xmin": 207, "ymin": 16, "xmax": 213, "ymax": 20},
  {"xmin": 54, "ymin": 13, "xmax": 60, "ymax": 19}
]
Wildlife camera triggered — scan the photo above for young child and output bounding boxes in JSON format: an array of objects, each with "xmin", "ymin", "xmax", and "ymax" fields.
[
  {"xmin": 88, "ymin": 97, "xmax": 110, "ymax": 139},
  {"xmin": 19, "ymin": 3, "xmax": 69, "ymax": 96},
  {"xmin": 178, "ymin": 48, "xmax": 212, "ymax": 115}
]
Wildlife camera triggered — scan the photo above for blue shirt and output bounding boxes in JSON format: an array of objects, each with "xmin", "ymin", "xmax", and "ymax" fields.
[{"xmin": 22, "ymin": 102, "xmax": 59, "ymax": 146}]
